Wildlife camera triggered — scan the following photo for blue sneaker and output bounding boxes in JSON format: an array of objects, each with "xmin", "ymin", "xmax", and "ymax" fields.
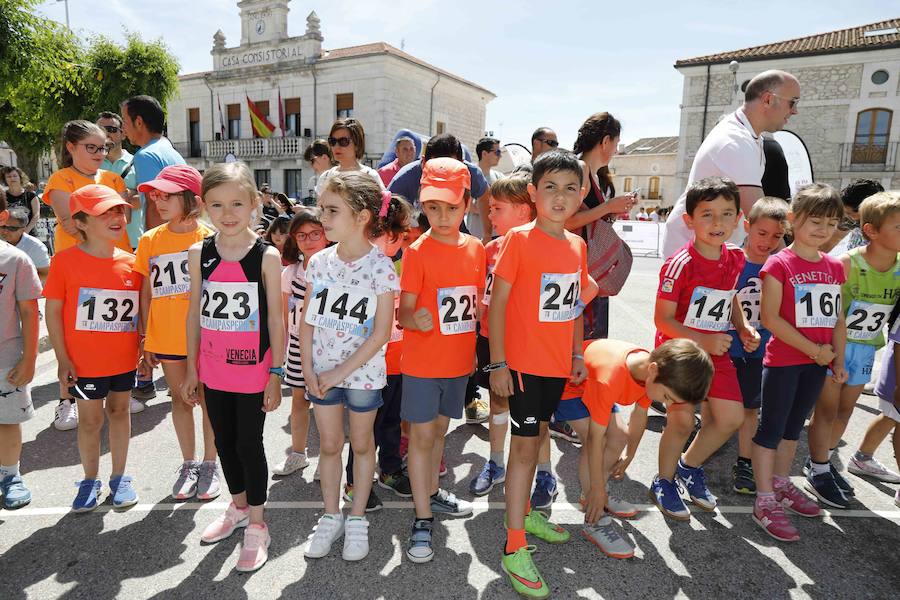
[
  {"xmin": 649, "ymin": 476, "xmax": 690, "ymax": 521},
  {"xmin": 804, "ymin": 470, "xmax": 850, "ymax": 509},
  {"xmin": 530, "ymin": 470, "xmax": 558, "ymax": 509},
  {"xmin": 676, "ymin": 460, "xmax": 717, "ymax": 511},
  {"xmin": 1, "ymin": 474, "xmax": 32, "ymax": 509},
  {"xmin": 72, "ymin": 479, "xmax": 102, "ymax": 512},
  {"xmin": 109, "ymin": 475, "xmax": 138, "ymax": 508},
  {"xmin": 469, "ymin": 460, "xmax": 506, "ymax": 496}
]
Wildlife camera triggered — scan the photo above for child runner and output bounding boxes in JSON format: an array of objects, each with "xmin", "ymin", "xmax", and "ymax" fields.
[
  {"xmin": 490, "ymin": 150, "xmax": 598, "ymax": 598},
  {"xmin": 850, "ymin": 298, "xmax": 900, "ymax": 502},
  {"xmin": 300, "ymin": 174, "xmax": 400, "ymax": 562},
  {"xmin": 649, "ymin": 176, "xmax": 758, "ymax": 521},
  {"xmin": 729, "ymin": 197, "xmax": 789, "ymax": 494},
  {"xmin": 44, "ymin": 185, "xmax": 143, "ymax": 511},
  {"xmin": 752, "ymin": 183, "xmax": 847, "ymax": 542},
  {"xmin": 470, "ymin": 173, "xmax": 535, "ymax": 497},
  {"xmin": 343, "ymin": 195, "xmax": 413, "ymax": 507},
  {"xmin": 271, "ymin": 209, "xmax": 329, "ymax": 477},
  {"xmin": 264, "ymin": 215, "xmax": 292, "ymax": 265},
  {"xmin": 806, "ymin": 191, "xmax": 900, "ymax": 506},
  {"xmin": 582, "ymin": 338, "xmax": 714, "ymax": 558},
  {"xmin": 133, "ymin": 165, "xmax": 219, "ymax": 501},
  {"xmin": 400, "ymin": 158, "xmax": 484, "ymax": 564},
  {"xmin": 0, "ymin": 193, "xmax": 42, "ymax": 509},
  {"xmin": 183, "ymin": 162, "xmax": 284, "ymax": 572}
]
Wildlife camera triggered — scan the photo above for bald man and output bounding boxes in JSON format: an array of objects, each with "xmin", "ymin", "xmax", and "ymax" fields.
[{"xmin": 663, "ymin": 70, "xmax": 800, "ymax": 257}]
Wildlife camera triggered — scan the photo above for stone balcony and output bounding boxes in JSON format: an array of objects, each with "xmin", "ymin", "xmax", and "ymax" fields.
[{"xmin": 174, "ymin": 137, "xmax": 311, "ymax": 161}]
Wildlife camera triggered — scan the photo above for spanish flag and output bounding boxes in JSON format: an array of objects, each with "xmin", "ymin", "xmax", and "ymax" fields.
[{"xmin": 247, "ymin": 95, "xmax": 275, "ymax": 138}]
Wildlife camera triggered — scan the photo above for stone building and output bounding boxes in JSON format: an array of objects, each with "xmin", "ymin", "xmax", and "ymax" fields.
[
  {"xmin": 674, "ymin": 19, "xmax": 900, "ymax": 193},
  {"xmin": 608, "ymin": 137, "xmax": 678, "ymax": 209},
  {"xmin": 166, "ymin": 0, "xmax": 494, "ymax": 197}
]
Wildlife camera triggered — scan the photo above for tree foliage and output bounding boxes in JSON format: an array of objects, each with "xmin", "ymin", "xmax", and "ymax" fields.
[{"xmin": 0, "ymin": 0, "xmax": 181, "ymax": 173}]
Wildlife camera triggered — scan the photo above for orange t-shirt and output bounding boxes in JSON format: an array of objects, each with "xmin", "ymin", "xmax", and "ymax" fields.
[
  {"xmin": 43, "ymin": 168, "xmax": 131, "ymax": 252},
  {"xmin": 43, "ymin": 246, "xmax": 143, "ymax": 377},
  {"xmin": 493, "ymin": 223, "xmax": 590, "ymax": 378},
  {"xmin": 133, "ymin": 222, "xmax": 214, "ymax": 355},
  {"xmin": 400, "ymin": 233, "xmax": 485, "ymax": 378},
  {"xmin": 582, "ymin": 339, "xmax": 651, "ymax": 427},
  {"xmin": 478, "ymin": 237, "xmax": 502, "ymax": 340}
]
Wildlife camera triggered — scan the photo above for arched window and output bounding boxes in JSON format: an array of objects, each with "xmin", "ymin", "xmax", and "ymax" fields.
[
  {"xmin": 852, "ymin": 108, "xmax": 892, "ymax": 164},
  {"xmin": 648, "ymin": 176, "xmax": 660, "ymax": 200},
  {"xmin": 623, "ymin": 177, "xmax": 632, "ymax": 193}
]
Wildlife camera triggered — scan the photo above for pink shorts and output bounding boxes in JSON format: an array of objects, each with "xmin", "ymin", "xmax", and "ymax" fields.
[{"xmin": 708, "ymin": 355, "xmax": 742, "ymax": 402}]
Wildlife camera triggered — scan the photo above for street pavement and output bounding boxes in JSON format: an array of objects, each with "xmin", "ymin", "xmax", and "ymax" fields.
[{"xmin": 1, "ymin": 256, "xmax": 898, "ymax": 599}]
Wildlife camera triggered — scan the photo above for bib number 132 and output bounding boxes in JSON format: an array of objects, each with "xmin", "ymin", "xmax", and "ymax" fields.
[
  {"xmin": 539, "ymin": 272, "xmax": 580, "ymax": 322},
  {"xmin": 438, "ymin": 285, "xmax": 477, "ymax": 335},
  {"xmin": 794, "ymin": 284, "xmax": 841, "ymax": 329},
  {"xmin": 76, "ymin": 288, "xmax": 138, "ymax": 332}
]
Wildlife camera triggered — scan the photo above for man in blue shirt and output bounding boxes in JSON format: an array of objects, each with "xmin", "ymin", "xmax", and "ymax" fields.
[
  {"xmin": 388, "ymin": 133, "xmax": 488, "ymax": 211},
  {"xmin": 121, "ymin": 95, "xmax": 186, "ymax": 234},
  {"xmin": 98, "ymin": 112, "xmax": 140, "ymax": 248}
]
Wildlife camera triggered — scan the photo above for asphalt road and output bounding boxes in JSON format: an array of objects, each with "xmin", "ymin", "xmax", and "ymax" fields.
[{"xmin": 2, "ymin": 256, "xmax": 898, "ymax": 599}]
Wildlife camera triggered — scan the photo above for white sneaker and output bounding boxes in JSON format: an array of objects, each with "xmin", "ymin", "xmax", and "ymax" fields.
[
  {"xmin": 53, "ymin": 400, "xmax": 78, "ymax": 431},
  {"xmin": 342, "ymin": 516, "xmax": 370, "ymax": 561},
  {"xmin": 129, "ymin": 398, "xmax": 145, "ymax": 414},
  {"xmin": 848, "ymin": 455, "xmax": 900, "ymax": 483},
  {"xmin": 272, "ymin": 451, "xmax": 309, "ymax": 476},
  {"xmin": 313, "ymin": 462, "xmax": 321, "ymax": 481},
  {"xmin": 304, "ymin": 514, "xmax": 344, "ymax": 558},
  {"xmin": 196, "ymin": 461, "xmax": 222, "ymax": 500}
]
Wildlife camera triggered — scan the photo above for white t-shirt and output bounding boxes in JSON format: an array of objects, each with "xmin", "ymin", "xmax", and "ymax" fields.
[
  {"xmin": 649, "ymin": 211, "xmax": 660, "ymax": 223},
  {"xmin": 15, "ymin": 233, "xmax": 51, "ymax": 270},
  {"xmin": 315, "ymin": 164, "xmax": 386, "ymax": 197},
  {"xmin": 303, "ymin": 245, "xmax": 399, "ymax": 390},
  {"xmin": 662, "ymin": 108, "xmax": 765, "ymax": 258},
  {"xmin": 467, "ymin": 168, "xmax": 503, "ymax": 239}
]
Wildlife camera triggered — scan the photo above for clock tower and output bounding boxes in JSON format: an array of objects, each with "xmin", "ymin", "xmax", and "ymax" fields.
[{"xmin": 239, "ymin": 0, "xmax": 289, "ymax": 45}]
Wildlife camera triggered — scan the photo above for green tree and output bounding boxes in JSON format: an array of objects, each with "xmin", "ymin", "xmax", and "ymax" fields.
[{"xmin": 0, "ymin": 0, "xmax": 180, "ymax": 179}]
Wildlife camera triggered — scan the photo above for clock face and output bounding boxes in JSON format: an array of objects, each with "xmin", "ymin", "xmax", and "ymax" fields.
[{"xmin": 256, "ymin": 19, "xmax": 265, "ymax": 35}]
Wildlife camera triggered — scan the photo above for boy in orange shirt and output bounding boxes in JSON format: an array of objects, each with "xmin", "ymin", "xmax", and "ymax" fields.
[
  {"xmin": 580, "ymin": 338, "xmax": 713, "ymax": 559},
  {"xmin": 489, "ymin": 150, "xmax": 598, "ymax": 598},
  {"xmin": 399, "ymin": 158, "xmax": 485, "ymax": 564},
  {"xmin": 470, "ymin": 174, "xmax": 535, "ymax": 496}
]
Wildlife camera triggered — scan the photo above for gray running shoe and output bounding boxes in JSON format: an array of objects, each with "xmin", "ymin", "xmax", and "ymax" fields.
[{"xmin": 582, "ymin": 516, "xmax": 635, "ymax": 559}]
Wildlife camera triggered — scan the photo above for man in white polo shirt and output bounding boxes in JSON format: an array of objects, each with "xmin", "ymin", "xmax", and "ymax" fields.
[{"xmin": 662, "ymin": 70, "xmax": 800, "ymax": 258}]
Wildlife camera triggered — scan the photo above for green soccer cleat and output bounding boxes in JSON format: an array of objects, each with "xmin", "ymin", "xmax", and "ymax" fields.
[
  {"xmin": 501, "ymin": 546, "xmax": 549, "ymax": 598},
  {"xmin": 525, "ymin": 510, "xmax": 571, "ymax": 544}
]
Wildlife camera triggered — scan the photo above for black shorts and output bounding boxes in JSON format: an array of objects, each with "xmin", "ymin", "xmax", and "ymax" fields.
[
  {"xmin": 509, "ymin": 370, "xmax": 566, "ymax": 437},
  {"xmin": 732, "ymin": 356, "xmax": 763, "ymax": 410},
  {"xmin": 155, "ymin": 353, "xmax": 186, "ymax": 361},
  {"xmin": 70, "ymin": 370, "xmax": 136, "ymax": 400},
  {"xmin": 476, "ymin": 334, "xmax": 491, "ymax": 389}
]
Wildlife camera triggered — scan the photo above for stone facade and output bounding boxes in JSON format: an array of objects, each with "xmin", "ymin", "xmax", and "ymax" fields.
[
  {"xmin": 675, "ymin": 47, "xmax": 900, "ymax": 195},
  {"xmin": 609, "ymin": 147, "xmax": 679, "ymax": 209},
  {"xmin": 166, "ymin": 0, "xmax": 493, "ymax": 197}
]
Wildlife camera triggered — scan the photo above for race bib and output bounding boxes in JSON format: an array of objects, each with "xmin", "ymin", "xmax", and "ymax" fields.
[
  {"xmin": 76, "ymin": 288, "xmax": 139, "ymax": 332},
  {"xmin": 684, "ymin": 287, "xmax": 735, "ymax": 332},
  {"xmin": 287, "ymin": 294, "xmax": 301, "ymax": 335},
  {"xmin": 845, "ymin": 300, "xmax": 892, "ymax": 341},
  {"xmin": 438, "ymin": 285, "xmax": 478, "ymax": 335},
  {"xmin": 149, "ymin": 251, "xmax": 190, "ymax": 298},
  {"xmin": 389, "ymin": 296, "xmax": 403, "ymax": 343},
  {"xmin": 306, "ymin": 282, "xmax": 377, "ymax": 337},
  {"xmin": 539, "ymin": 272, "xmax": 580, "ymax": 323},
  {"xmin": 200, "ymin": 281, "xmax": 260, "ymax": 332},
  {"xmin": 794, "ymin": 284, "xmax": 841, "ymax": 329},
  {"xmin": 482, "ymin": 268, "xmax": 495, "ymax": 307},
  {"xmin": 736, "ymin": 278, "xmax": 762, "ymax": 329}
]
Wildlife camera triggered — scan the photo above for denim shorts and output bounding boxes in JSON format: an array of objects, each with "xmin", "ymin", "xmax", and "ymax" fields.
[
  {"xmin": 553, "ymin": 396, "xmax": 590, "ymax": 422},
  {"xmin": 400, "ymin": 375, "xmax": 468, "ymax": 423},
  {"xmin": 308, "ymin": 386, "xmax": 383, "ymax": 413},
  {"xmin": 828, "ymin": 342, "xmax": 876, "ymax": 387}
]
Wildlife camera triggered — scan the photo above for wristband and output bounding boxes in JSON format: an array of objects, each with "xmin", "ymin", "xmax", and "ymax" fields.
[
  {"xmin": 572, "ymin": 354, "xmax": 584, "ymax": 360},
  {"xmin": 268, "ymin": 366, "xmax": 285, "ymax": 377},
  {"xmin": 483, "ymin": 361, "xmax": 508, "ymax": 373}
]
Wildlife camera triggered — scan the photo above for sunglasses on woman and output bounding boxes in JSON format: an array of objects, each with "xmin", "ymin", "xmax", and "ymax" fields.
[{"xmin": 328, "ymin": 136, "xmax": 352, "ymax": 147}]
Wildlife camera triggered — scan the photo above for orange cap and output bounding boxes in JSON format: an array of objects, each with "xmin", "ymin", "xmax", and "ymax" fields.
[
  {"xmin": 69, "ymin": 184, "xmax": 131, "ymax": 217},
  {"xmin": 419, "ymin": 157, "xmax": 470, "ymax": 205}
]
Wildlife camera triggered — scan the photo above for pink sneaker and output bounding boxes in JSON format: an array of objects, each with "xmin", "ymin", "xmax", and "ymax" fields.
[
  {"xmin": 753, "ymin": 498, "xmax": 799, "ymax": 542},
  {"xmin": 776, "ymin": 480, "xmax": 821, "ymax": 518},
  {"xmin": 236, "ymin": 523, "xmax": 270, "ymax": 572},
  {"xmin": 201, "ymin": 502, "xmax": 250, "ymax": 543}
]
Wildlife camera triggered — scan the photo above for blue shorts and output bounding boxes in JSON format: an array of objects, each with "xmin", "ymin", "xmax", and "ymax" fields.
[
  {"xmin": 70, "ymin": 370, "xmax": 136, "ymax": 400},
  {"xmin": 732, "ymin": 357, "xmax": 763, "ymax": 410},
  {"xmin": 554, "ymin": 397, "xmax": 590, "ymax": 422},
  {"xmin": 308, "ymin": 386, "xmax": 383, "ymax": 413},
  {"xmin": 400, "ymin": 375, "xmax": 468, "ymax": 423},
  {"xmin": 829, "ymin": 342, "xmax": 877, "ymax": 386}
]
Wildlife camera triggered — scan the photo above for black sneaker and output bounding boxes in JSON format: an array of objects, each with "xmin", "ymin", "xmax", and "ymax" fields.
[
  {"xmin": 829, "ymin": 463, "xmax": 855, "ymax": 497},
  {"xmin": 804, "ymin": 470, "xmax": 850, "ymax": 509},
  {"xmin": 378, "ymin": 471, "xmax": 412, "ymax": 498},
  {"xmin": 132, "ymin": 382, "xmax": 156, "ymax": 401},
  {"xmin": 342, "ymin": 484, "xmax": 383, "ymax": 512},
  {"xmin": 732, "ymin": 460, "xmax": 756, "ymax": 495}
]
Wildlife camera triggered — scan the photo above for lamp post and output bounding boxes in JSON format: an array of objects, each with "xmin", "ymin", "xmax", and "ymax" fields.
[{"xmin": 57, "ymin": 0, "xmax": 70, "ymax": 29}]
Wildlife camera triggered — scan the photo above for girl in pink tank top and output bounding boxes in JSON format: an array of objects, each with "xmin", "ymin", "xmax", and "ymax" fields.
[{"xmin": 183, "ymin": 162, "xmax": 284, "ymax": 573}]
